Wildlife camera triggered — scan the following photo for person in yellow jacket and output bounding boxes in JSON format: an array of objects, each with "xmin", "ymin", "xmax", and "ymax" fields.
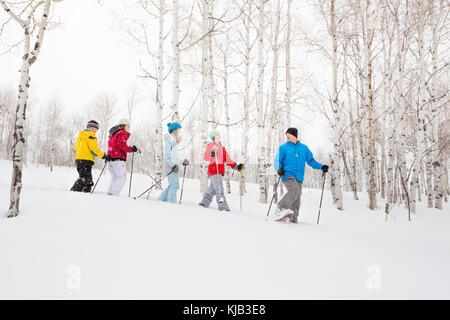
[{"xmin": 70, "ymin": 120, "xmax": 111, "ymax": 192}]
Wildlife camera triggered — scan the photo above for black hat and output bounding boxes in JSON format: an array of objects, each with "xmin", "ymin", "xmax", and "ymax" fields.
[
  {"xmin": 87, "ymin": 120, "xmax": 99, "ymax": 129},
  {"xmin": 286, "ymin": 127, "xmax": 298, "ymax": 138}
]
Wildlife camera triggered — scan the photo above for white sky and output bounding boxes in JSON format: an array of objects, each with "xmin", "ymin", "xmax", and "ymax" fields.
[{"xmin": 0, "ymin": 0, "xmax": 333, "ymax": 161}]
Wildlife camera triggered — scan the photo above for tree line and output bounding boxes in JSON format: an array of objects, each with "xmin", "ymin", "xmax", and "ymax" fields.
[{"xmin": 0, "ymin": 0, "xmax": 448, "ymax": 218}]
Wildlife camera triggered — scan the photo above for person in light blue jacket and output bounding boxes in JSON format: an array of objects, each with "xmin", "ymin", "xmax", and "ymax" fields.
[
  {"xmin": 157, "ymin": 122, "xmax": 189, "ymax": 203},
  {"xmin": 272, "ymin": 127, "xmax": 329, "ymax": 223}
]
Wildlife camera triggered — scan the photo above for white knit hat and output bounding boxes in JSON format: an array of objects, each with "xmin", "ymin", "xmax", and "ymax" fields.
[{"xmin": 118, "ymin": 118, "xmax": 130, "ymax": 126}]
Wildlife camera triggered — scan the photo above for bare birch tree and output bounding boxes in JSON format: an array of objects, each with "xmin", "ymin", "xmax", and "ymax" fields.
[{"xmin": 1, "ymin": 0, "xmax": 62, "ymax": 217}]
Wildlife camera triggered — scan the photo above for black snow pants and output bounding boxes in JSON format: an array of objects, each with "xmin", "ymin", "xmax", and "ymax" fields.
[{"xmin": 71, "ymin": 160, "xmax": 94, "ymax": 192}]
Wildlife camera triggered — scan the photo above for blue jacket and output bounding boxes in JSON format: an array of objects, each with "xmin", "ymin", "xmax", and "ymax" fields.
[{"xmin": 274, "ymin": 141, "xmax": 323, "ymax": 183}]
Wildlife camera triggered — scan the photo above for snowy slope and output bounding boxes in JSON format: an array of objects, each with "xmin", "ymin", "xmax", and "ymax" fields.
[{"xmin": 0, "ymin": 160, "xmax": 449, "ymax": 299}]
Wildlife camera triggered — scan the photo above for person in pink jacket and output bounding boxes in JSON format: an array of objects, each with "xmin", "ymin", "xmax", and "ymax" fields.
[
  {"xmin": 198, "ymin": 130, "xmax": 243, "ymax": 211},
  {"xmin": 106, "ymin": 119, "xmax": 138, "ymax": 196}
]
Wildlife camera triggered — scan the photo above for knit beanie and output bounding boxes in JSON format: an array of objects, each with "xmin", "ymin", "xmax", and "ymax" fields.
[
  {"xmin": 118, "ymin": 118, "xmax": 130, "ymax": 126},
  {"xmin": 167, "ymin": 122, "xmax": 182, "ymax": 133},
  {"xmin": 210, "ymin": 130, "xmax": 220, "ymax": 141},
  {"xmin": 87, "ymin": 120, "xmax": 99, "ymax": 129},
  {"xmin": 286, "ymin": 127, "xmax": 298, "ymax": 138}
]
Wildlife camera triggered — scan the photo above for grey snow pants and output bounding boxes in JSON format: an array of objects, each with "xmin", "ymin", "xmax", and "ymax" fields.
[
  {"xmin": 277, "ymin": 176, "xmax": 303, "ymax": 220},
  {"xmin": 199, "ymin": 174, "xmax": 230, "ymax": 211}
]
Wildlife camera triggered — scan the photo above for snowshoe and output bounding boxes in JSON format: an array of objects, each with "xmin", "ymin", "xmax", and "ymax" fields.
[
  {"xmin": 275, "ymin": 212, "xmax": 295, "ymax": 223},
  {"xmin": 272, "ymin": 207, "xmax": 294, "ymax": 223}
]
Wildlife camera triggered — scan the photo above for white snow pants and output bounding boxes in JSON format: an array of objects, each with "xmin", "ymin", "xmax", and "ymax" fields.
[{"xmin": 107, "ymin": 160, "xmax": 127, "ymax": 196}]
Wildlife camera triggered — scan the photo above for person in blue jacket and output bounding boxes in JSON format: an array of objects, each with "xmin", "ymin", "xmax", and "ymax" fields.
[
  {"xmin": 157, "ymin": 122, "xmax": 189, "ymax": 203},
  {"xmin": 273, "ymin": 127, "xmax": 329, "ymax": 223}
]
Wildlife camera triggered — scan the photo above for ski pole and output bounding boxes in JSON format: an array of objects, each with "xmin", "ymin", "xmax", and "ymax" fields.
[
  {"xmin": 239, "ymin": 168, "xmax": 243, "ymax": 212},
  {"xmin": 265, "ymin": 175, "xmax": 281, "ymax": 221},
  {"xmin": 316, "ymin": 171, "xmax": 326, "ymax": 225},
  {"xmin": 128, "ymin": 151, "xmax": 135, "ymax": 198},
  {"xmin": 214, "ymin": 151, "xmax": 224, "ymax": 204},
  {"xmin": 179, "ymin": 164, "xmax": 187, "ymax": 204},
  {"xmin": 134, "ymin": 169, "xmax": 174, "ymax": 200},
  {"xmin": 91, "ymin": 160, "xmax": 108, "ymax": 194}
]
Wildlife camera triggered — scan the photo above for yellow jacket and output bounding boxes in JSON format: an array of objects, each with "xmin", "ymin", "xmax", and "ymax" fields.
[{"xmin": 74, "ymin": 130, "xmax": 105, "ymax": 162}]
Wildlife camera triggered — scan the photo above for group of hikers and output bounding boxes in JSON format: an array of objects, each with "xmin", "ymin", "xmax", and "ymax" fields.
[{"xmin": 70, "ymin": 120, "xmax": 328, "ymax": 223}]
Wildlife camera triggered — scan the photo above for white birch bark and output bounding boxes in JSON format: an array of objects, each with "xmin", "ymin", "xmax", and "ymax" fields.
[
  {"xmin": 170, "ymin": 0, "xmax": 180, "ymax": 123},
  {"xmin": 222, "ymin": 34, "xmax": 231, "ymax": 194},
  {"xmin": 199, "ymin": 0, "xmax": 210, "ymax": 193},
  {"xmin": 354, "ymin": 64, "xmax": 363, "ymax": 192},
  {"xmin": 395, "ymin": 0, "xmax": 410, "ymax": 207},
  {"xmin": 257, "ymin": 0, "xmax": 267, "ymax": 203},
  {"xmin": 1, "ymin": 0, "xmax": 53, "ymax": 218},
  {"xmin": 154, "ymin": 0, "xmax": 165, "ymax": 188},
  {"xmin": 330, "ymin": 0, "xmax": 343, "ymax": 210},
  {"xmin": 430, "ymin": 0, "xmax": 444, "ymax": 209},
  {"xmin": 410, "ymin": 0, "xmax": 428, "ymax": 214},
  {"xmin": 285, "ymin": 0, "xmax": 292, "ymax": 128},
  {"xmin": 343, "ymin": 53, "xmax": 359, "ymax": 200},
  {"xmin": 362, "ymin": 0, "xmax": 377, "ymax": 210},
  {"xmin": 267, "ymin": 0, "xmax": 281, "ymax": 200},
  {"xmin": 207, "ymin": 0, "xmax": 215, "ymax": 131},
  {"xmin": 240, "ymin": 0, "xmax": 253, "ymax": 196},
  {"xmin": 382, "ymin": 8, "xmax": 396, "ymax": 205}
]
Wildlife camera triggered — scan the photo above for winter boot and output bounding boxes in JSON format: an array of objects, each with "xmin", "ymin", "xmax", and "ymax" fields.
[{"xmin": 273, "ymin": 207, "xmax": 294, "ymax": 223}]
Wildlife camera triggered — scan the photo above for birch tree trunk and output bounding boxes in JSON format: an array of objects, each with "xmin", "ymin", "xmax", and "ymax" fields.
[
  {"xmin": 199, "ymin": 0, "xmax": 210, "ymax": 193},
  {"xmin": 380, "ymin": 10, "xmax": 393, "ymax": 203},
  {"xmin": 267, "ymin": 0, "xmax": 281, "ymax": 201},
  {"xmin": 330, "ymin": 0, "xmax": 343, "ymax": 210},
  {"xmin": 154, "ymin": 0, "xmax": 165, "ymax": 188},
  {"xmin": 362, "ymin": 0, "xmax": 377, "ymax": 210},
  {"xmin": 285, "ymin": 0, "xmax": 292, "ymax": 128},
  {"xmin": 222, "ymin": 34, "xmax": 231, "ymax": 194},
  {"xmin": 239, "ymin": 0, "xmax": 252, "ymax": 197},
  {"xmin": 1, "ymin": 0, "xmax": 52, "ymax": 218},
  {"xmin": 410, "ymin": 0, "xmax": 428, "ymax": 214},
  {"xmin": 382, "ymin": 9, "xmax": 395, "ymax": 205},
  {"xmin": 343, "ymin": 52, "xmax": 359, "ymax": 199},
  {"xmin": 207, "ymin": 0, "xmax": 215, "ymax": 131},
  {"xmin": 395, "ymin": 0, "xmax": 410, "ymax": 208},
  {"xmin": 257, "ymin": 0, "xmax": 267, "ymax": 203},
  {"xmin": 430, "ymin": 0, "xmax": 444, "ymax": 210},
  {"xmin": 354, "ymin": 64, "xmax": 363, "ymax": 192},
  {"xmin": 170, "ymin": 0, "xmax": 181, "ymax": 122}
]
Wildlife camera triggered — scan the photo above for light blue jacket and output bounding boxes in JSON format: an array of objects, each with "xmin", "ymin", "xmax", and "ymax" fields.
[
  {"xmin": 162, "ymin": 134, "xmax": 184, "ymax": 175},
  {"xmin": 274, "ymin": 141, "xmax": 323, "ymax": 183}
]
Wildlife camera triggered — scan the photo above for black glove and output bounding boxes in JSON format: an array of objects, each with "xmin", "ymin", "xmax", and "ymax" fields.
[
  {"xmin": 131, "ymin": 145, "xmax": 138, "ymax": 153},
  {"xmin": 277, "ymin": 168, "xmax": 285, "ymax": 177},
  {"xmin": 211, "ymin": 146, "xmax": 218, "ymax": 157},
  {"xmin": 183, "ymin": 159, "xmax": 190, "ymax": 166},
  {"xmin": 103, "ymin": 154, "xmax": 112, "ymax": 162},
  {"xmin": 172, "ymin": 165, "xmax": 179, "ymax": 173},
  {"xmin": 235, "ymin": 163, "xmax": 244, "ymax": 171},
  {"xmin": 322, "ymin": 165, "xmax": 329, "ymax": 173}
]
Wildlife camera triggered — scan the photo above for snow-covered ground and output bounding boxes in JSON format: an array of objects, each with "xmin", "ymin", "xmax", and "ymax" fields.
[{"xmin": 0, "ymin": 160, "xmax": 449, "ymax": 299}]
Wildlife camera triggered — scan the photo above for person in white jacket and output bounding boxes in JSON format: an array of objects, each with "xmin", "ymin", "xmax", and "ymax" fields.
[{"xmin": 157, "ymin": 122, "xmax": 189, "ymax": 203}]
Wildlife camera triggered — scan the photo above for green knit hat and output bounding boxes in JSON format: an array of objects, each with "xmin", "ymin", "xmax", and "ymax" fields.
[{"xmin": 210, "ymin": 130, "xmax": 220, "ymax": 141}]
